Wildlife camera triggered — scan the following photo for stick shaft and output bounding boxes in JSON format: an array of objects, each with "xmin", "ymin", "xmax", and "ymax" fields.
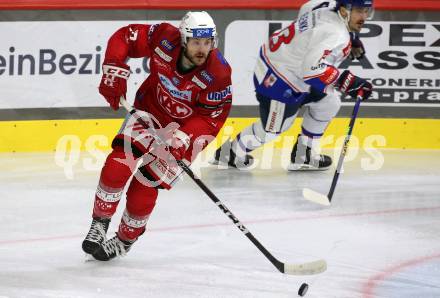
[
  {"xmin": 120, "ymin": 97, "xmax": 285, "ymax": 272},
  {"xmin": 327, "ymin": 94, "xmax": 363, "ymax": 201}
]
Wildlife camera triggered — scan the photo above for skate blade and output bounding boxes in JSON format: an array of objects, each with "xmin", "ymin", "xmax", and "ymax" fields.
[
  {"xmin": 208, "ymin": 158, "xmax": 234, "ymax": 169},
  {"xmin": 208, "ymin": 158, "xmax": 222, "ymax": 166},
  {"xmin": 302, "ymin": 188, "xmax": 331, "ymax": 206},
  {"xmin": 84, "ymin": 253, "xmax": 96, "ymax": 262},
  {"xmin": 287, "ymin": 163, "xmax": 330, "ymax": 171}
]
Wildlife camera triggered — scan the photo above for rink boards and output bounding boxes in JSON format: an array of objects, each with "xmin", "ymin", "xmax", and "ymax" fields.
[
  {"xmin": 1, "ymin": 117, "xmax": 439, "ymax": 153},
  {"xmin": 1, "ymin": 10, "xmax": 439, "ymax": 153}
]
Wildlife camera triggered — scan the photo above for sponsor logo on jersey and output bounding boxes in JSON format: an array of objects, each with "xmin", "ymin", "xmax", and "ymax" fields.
[
  {"xmin": 158, "ymin": 73, "xmax": 192, "ymax": 102},
  {"xmin": 148, "ymin": 24, "xmax": 159, "ymax": 39},
  {"xmin": 264, "ymin": 73, "xmax": 277, "ymax": 88},
  {"xmin": 154, "ymin": 47, "xmax": 172, "ymax": 62},
  {"xmin": 207, "ymin": 85, "xmax": 232, "ymax": 102},
  {"xmin": 324, "ymin": 67, "xmax": 339, "ymax": 85},
  {"xmin": 283, "ymin": 89, "xmax": 293, "ymax": 98},
  {"xmin": 172, "ymin": 77, "xmax": 181, "ymax": 86},
  {"xmin": 342, "ymin": 41, "xmax": 352, "ymax": 58},
  {"xmin": 200, "ymin": 70, "xmax": 213, "ymax": 83},
  {"xmin": 192, "ymin": 76, "xmax": 207, "ymax": 89},
  {"xmin": 311, "ymin": 63, "xmax": 326, "ymax": 71},
  {"xmin": 314, "ymin": 65, "xmax": 339, "ymax": 85},
  {"xmin": 152, "ymin": 56, "xmax": 172, "ymax": 71},
  {"xmin": 298, "ymin": 14, "xmax": 309, "ymax": 32},
  {"xmin": 160, "ymin": 39, "xmax": 175, "ymax": 51},
  {"xmin": 157, "ymin": 85, "xmax": 193, "ymax": 118}
]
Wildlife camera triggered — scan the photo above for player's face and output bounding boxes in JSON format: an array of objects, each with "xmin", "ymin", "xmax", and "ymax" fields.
[
  {"xmin": 348, "ymin": 7, "xmax": 370, "ymax": 32},
  {"xmin": 185, "ymin": 38, "xmax": 214, "ymax": 66}
]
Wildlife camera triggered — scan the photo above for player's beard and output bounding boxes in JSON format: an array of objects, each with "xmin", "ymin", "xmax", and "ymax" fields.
[{"xmin": 185, "ymin": 50, "xmax": 208, "ymax": 66}]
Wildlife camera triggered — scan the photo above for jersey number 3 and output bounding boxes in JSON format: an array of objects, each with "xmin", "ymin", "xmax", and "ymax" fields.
[{"xmin": 269, "ymin": 24, "xmax": 295, "ymax": 52}]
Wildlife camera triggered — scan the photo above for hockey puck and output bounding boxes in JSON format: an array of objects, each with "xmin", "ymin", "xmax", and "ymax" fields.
[{"xmin": 298, "ymin": 283, "xmax": 309, "ymax": 296}]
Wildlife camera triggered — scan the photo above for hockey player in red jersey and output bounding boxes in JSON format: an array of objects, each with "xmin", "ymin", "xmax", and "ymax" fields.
[{"xmin": 82, "ymin": 11, "xmax": 232, "ymax": 261}]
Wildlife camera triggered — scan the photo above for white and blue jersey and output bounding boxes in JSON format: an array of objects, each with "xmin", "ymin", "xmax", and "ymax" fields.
[
  {"xmin": 253, "ymin": 5, "xmax": 352, "ymax": 105},
  {"xmin": 299, "ymin": 0, "xmax": 337, "ymax": 16}
]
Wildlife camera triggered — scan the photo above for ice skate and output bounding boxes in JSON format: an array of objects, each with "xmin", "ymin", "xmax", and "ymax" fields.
[
  {"xmin": 210, "ymin": 141, "xmax": 254, "ymax": 169},
  {"xmin": 288, "ymin": 135, "xmax": 332, "ymax": 171},
  {"xmin": 92, "ymin": 234, "xmax": 135, "ymax": 261},
  {"xmin": 82, "ymin": 217, "xmax": 111, "ymax": 255}
]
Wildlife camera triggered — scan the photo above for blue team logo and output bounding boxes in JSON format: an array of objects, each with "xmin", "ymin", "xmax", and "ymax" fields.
[
  {"xmin": 160, "ymin": 39, "xmax": 175, "ymax": 51},
  {"xmin": 192, "ymin": 28, "xmax": 214, "ymax": 38}
]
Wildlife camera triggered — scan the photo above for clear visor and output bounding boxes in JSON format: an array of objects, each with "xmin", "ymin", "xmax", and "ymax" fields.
[
  {"xmin": 184, "ymin": 36, "xmax": 218, "ymax": 49},
  {"xmin": 351, "ymin": 6, "xmax": 375, "ymax": 20},
  {"xmin": 366, "ymin": 7, "xmax": 374, "ymax": 20}
]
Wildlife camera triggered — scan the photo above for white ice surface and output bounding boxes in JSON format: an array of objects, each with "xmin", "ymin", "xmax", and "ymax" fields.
[{"xmin": 0, "ymin": 149, "xmax": 439, "ymax": 298}]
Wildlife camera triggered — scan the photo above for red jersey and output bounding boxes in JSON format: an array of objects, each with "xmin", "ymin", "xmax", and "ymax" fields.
[{"xmin": 104, "ymin": 23, "xmax": 232, "ymax": 146}]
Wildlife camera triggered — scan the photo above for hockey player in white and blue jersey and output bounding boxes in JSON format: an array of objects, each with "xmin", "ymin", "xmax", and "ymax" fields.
[
  {"xmin": 212, "ymin": 0, "xmax": 374, "ymax": 171},
  {"xmin": 300, "ymin": 0, "xmax": 368, "ymax": 61}
]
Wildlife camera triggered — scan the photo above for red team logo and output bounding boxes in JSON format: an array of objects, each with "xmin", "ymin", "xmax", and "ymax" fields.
[
  {"xmin": 318, "ymin": 49, "xmax": 333, "ymax": 63},
  {"xmin": 156, "ymin": 85, "xmax": 193, "ymax": 118}
]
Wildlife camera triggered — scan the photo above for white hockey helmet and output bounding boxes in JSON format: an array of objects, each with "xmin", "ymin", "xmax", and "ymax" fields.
[{"xmin": 179, "ymin": 11, "xmax": 217, "ymax": 48}]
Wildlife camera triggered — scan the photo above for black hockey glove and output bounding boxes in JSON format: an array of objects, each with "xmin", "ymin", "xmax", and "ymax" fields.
[
  {"xmin": 337, "ymin": 70, "xmax": 372, "ymax": 100},
  {"xmin": 349, "ymin": 32, "xmax": 365, "ymax": 61}
]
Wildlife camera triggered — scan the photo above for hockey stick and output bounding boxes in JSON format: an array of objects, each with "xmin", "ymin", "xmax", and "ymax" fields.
[
  {"xmin": 119, "ymin": 96, "xmax": 327, "ymax": 275},
  {"xmin": 302, "ymin": 90, "xmax": 364, "ymax": 206}
]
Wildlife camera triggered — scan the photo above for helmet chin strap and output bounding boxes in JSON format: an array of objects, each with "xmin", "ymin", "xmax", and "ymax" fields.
[
  {"xmin": 338, "ymin": 8, "xmax": 353, "ymax": 32},
  {"xmin": 183, "ymin": 48, "xmax": 195, "ymax": 64},
  {"xmin": 179, "ymin": 47, "xmax": 196, "ymax": 70}
]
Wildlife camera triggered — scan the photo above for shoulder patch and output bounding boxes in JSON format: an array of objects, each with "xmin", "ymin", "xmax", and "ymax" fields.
[
  {"xmin": 298, "ymin": 13, "xmax": 309, "ymax": 32},
  {"xmin": 200, "ymin": 70, "xmax": 214, "ymax": 84},
  {"xmin": 160, "ymin": 39, "xmax": 175, "ymax": 51},
  {"xmin": 154, "ymin": 47, "xmax": 172, "ymax": 62},
  {"xmin": 192, "ymin": 76, "xmax": 207, "ymax": 89},
  {"xmin": 148, "ymin": 24, "xmax": 159, "ymax": 39}
]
